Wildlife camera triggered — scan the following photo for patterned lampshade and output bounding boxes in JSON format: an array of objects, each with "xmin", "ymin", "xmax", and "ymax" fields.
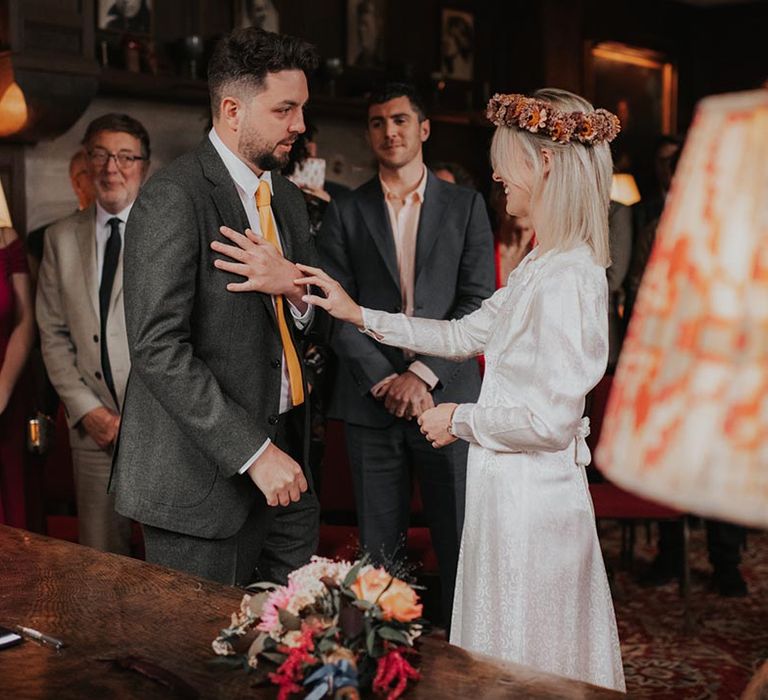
[{"xmin": 596, "ymin": 89, "xmax": 768, "ymax": 529}]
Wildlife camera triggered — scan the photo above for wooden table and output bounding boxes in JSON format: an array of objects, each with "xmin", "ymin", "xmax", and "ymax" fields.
[{"xmin": 0, "ymin": 527, "xmax": 622, "ymax": 698}]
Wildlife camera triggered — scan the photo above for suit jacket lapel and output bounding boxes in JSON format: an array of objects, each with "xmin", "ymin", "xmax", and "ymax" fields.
[
  {"xmin": 415, "ymin": 171, "xmax": 449, "ymax": 283},
  {"xmin": 75, "ymin": 207, "xmax": 99, "ymax": 318},
  {"xmin": 197, "ymin": 139, "xmax": 277, "ymax": 326},
  {"xmin": 357, "ymin": 178, "xmax": 400, "ymax": 291}
]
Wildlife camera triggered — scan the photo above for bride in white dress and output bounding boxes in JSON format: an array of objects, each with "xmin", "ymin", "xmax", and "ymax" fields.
[{"xmin": 217, "ymin": 88, "xmax": 625, "ymax": 691}]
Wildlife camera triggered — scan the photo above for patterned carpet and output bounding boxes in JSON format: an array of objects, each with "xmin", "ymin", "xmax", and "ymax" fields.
[{"xmin": 600, "ymin": 521, "xmax": 768, "ymax": 699}]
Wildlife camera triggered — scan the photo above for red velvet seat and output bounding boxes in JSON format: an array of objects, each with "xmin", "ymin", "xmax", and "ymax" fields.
[{"xmin": 586, "ymin": 375, "xmax": 691, "ymax": 622}]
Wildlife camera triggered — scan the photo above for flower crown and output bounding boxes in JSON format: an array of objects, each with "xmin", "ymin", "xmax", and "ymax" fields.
[{"xmin": 486, "ymin": 93, "xmax": 621, "ymax": 145}]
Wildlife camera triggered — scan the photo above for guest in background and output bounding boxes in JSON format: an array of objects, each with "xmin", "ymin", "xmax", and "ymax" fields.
[
  {"xmin": 606, "ymin": 200, "xmax": 632, "ymax": 370},
  {"xmin": 36, "ymin": 113, "xmax": 151, "ymax": 554},
  {"xmin": 281, "ymin": 123, "xmax": 340, "ymax": 487},
  {"xmin": 26, "ymin": 149, "xmax": 96, "ymax": 284},
  {"xmin": 317, "ymin": 82, "xmax": 494, "ymax": 628},
  {"xmin": 625, "ymin": 141, "xmax": 682, "ymax": 328},
  {"xmin": 630, "ymin": 135, "xmax": 682, "ymax": 260},
  {"xmin": 431, "ymin": 161, "xmax": 476, "ymax": 190},
  {"xmin": 0, "ymin": 225, "xmax": 34, "ymax": 527}
]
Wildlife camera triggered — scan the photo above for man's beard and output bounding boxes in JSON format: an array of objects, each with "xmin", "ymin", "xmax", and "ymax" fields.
[{"xmin": 240, "ymin": 130, "xmax": 292, "ymax": 172}]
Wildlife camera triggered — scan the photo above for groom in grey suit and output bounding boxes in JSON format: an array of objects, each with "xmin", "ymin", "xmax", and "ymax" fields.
[
  {"xmin": 318, "ymin": 83, "xmax": 494, "ymax": 625},
  {"xmin": 111, "ymin": 28, "xmax": 320, "ymax": 585}
]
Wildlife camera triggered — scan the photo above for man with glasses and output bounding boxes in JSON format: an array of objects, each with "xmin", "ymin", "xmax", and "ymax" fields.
[{"xmin": 37, "ymin": 113, "xmax": 150, "ymax": 555}]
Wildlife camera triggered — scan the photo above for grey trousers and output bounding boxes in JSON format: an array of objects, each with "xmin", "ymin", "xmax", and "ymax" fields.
[
  {"xmin": 71, "ymin": 446, "xmax": 132, "ymax": 555},
  {"xmin": 142, "ymin": 407, "xmax": 319, "ymax": 586}
]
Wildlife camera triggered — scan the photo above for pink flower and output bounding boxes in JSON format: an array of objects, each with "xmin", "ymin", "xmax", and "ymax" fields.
[{"xmin": 257, "ymin": 582, "xmax": 296, "ymax": 634}]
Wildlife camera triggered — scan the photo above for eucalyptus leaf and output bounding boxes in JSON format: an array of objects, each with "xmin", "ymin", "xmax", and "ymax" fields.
[
  {"xmin": 343, "ymin": 560, "xmax": 364, "ymax": 589},
  {"xmin": 366, "ymin": 627, "xmax": 376, "ymax": 655},
  {"xmin": 261, "ymin": 651, "xmax": 287, "ymax": 666},
  {"xmin": 377, "ymin": 627, "xmax": 409, "ymax": 645},
  {"xmin": 247, "ymin": 632, "xmax": 268, "ymax": 661},
  {"xmin": 247, "ymin": 592, "xmax": 270, "ymax": 618},
  {"xmin": 207, "ymin": 655, "xmax": 249, "ymax": 670},
  {"xmin": 278, "ymin": 608, "xmax": 302, "ymax": 631}
]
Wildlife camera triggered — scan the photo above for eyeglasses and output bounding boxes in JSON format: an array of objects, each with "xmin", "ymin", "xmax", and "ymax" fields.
[{"xmin": 88, "ymin": 147, "xmax": 147, "ymax": 169}]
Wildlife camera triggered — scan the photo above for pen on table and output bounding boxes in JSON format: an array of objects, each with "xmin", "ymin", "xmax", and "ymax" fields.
[{"xmin": 15, "ymin": 625, "xmax": 65, "ymax": 650}]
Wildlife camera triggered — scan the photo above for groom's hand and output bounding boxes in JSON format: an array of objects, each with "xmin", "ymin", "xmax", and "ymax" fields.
[
  {"xmin": 211, "ymin": 226, "xmax": 307, "ymax": 311},
  {"xmin": 247, "ymin": 442, "xmax": 308, "ymax": 507}
]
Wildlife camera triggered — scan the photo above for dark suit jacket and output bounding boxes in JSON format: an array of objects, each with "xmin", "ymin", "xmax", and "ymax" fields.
[
  {"xmin": 318, "ymin": 171, "xmax": 494, "ymax": 428},
  {"xmin": 111, "ymin": 138, "xmax": 315, "ymax": 539}
]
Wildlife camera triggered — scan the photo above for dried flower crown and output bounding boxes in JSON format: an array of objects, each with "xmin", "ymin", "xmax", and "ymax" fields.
[{"xmin": 486, "ymin": 93, "xmax": 621, "ymax": 145}]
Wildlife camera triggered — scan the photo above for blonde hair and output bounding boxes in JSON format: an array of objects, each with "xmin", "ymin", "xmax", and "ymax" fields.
[{"xmin": 490, "ymin": 88, "xmax": 612, "ymax": 267}]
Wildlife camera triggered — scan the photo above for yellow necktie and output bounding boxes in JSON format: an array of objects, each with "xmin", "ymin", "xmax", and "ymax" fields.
[{"xmin": 256, "ymin": 180, "xmax": 304, "ymax": 407}]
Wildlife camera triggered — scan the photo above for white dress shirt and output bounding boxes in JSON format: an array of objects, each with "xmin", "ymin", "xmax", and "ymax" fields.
[{"xmin": 208, "ymin": 127, "xmax": 312, "ymax": 472}]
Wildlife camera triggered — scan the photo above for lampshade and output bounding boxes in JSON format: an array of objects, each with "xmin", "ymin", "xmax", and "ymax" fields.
[
  {"xmin": 0, "ymin": 82, "xmax": 28, "ymax": 138},
  {"xmin": 0, "ymin": 180, "xmax": 12, "ymax": 229},
  {"xmin": 610, "ymin": 173, "xmax": 641, "ymax": 206},
  {"xmin": 596, "ymin": 89, "xmax": 768, "ymax": 529}
]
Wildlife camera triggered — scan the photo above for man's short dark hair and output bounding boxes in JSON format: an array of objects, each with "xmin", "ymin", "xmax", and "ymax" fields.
[
  {"xmin": 367, "ymin": 82, "xmax": 427, "ymax": 122},
  {"xmin": 208, "ymin": 28, "xmax": 319, "ymax": 117},
  {"xmin": 82, "ymin": 113, "xmax": 151, "ymax": 160}
]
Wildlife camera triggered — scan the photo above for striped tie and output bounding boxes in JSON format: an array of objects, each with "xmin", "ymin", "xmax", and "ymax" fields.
[{"xmin": 255, "ymin": 180, "xmax": 304, "ymax": 406}]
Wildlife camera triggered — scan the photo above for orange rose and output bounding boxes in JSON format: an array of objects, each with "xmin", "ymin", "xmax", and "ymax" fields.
[
  {"xmin": 351, "ymin": 569, "xmax": 423, "ymax": 623},
  {"xmin": 350, "ymin": 568, "xmax": 391, "ymax": 604},
  {"xmin": 379, "ymin": 578, "xmax": 423, "ymax": 623}
]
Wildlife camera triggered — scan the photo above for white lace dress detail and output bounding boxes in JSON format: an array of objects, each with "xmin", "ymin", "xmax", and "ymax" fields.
[{"xmin": 362, "ymin": 245, "xmax": 625, "ymax": 692}]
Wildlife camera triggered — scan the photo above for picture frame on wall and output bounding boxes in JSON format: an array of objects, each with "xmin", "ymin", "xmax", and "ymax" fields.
[
  {"xmin": 440, "ymin": 8, "xmax": 474, "ymax": 81},
  {"xmin": 346, "ymin": 0, "xmax": 386, "ymax": 70},
  {"xmin": 97, "ymin": 0, "xmax": 152, "ymax": 35},
  {"xmin": 234, "ymin": 0, "xmax": 279, "ymax": 33},
  {"xmin": 586, "ymin": 41, "xmax": 677, "ymax": 191}
]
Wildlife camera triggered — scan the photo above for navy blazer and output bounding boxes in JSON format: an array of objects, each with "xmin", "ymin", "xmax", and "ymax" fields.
[{"xmin": 318, "ymin": 170, "xmax": 495, "ymax": 428}]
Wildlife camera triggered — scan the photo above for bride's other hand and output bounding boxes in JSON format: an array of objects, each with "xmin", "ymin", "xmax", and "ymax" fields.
[
  {"xmin": 295, "ymin": 263, "xmax": 363, "ymax": 327},
  {"xmin": 418, "ymin": 403, "xmax": 459, "ymax": 448}
]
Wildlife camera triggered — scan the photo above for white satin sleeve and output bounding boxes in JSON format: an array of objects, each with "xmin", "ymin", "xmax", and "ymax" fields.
[
  {"xmin": 360, "ymin": 285, "xmax": 508, "ymax": 361},
  {"xmin": 451, "ymin": 267, "xmax": 608, "ymax": 453}
]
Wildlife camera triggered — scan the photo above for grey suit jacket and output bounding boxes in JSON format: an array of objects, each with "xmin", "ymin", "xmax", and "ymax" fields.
[
  {"xmin": 318, "ymin": 171, "xmax": 495, "ymax": 428},
  {"xmin": 111, "ymin": 138, "xmax": 315, "ymax": 539},
  {"xmin": 36, "ymin": 206, "xmax": 129, "ymax": 450}
]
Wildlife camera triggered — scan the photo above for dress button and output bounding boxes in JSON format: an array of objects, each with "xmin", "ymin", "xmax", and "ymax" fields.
[
  {"xmin": 270, "ymin": 359, "xmax": 281, "ymax": 369},
  {"xmin": 93, "ymin": 334, "xmax": 99, "ymax": 343},
  {"xmin": 95, "ymin": 371, "xmax": 102, "ymax": 380},
  {"xmin": 268, "ymin": 414, "xmax": 279, "ymax": 425}
]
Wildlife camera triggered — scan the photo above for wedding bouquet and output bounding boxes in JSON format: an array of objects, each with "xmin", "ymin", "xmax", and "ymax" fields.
[{"xmin": 212, "ymin": 556, "xmax": 425, "ymax": 699}]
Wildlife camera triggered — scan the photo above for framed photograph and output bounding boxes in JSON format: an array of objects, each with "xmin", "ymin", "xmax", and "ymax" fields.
[
  {"xmin": 98, "ymin": 0, "xmax": 152, "ymax": 35},
  {"xmin": 346, "ymin": 0, "xmax": 385, "ymax": 69},
  {"xmin": 586, "ymin": 42, "xmax": 677, "ymax": 183},
  {"xmin": 440, "ymin": 8, "xmax": 474, "ymax": 81},
  {"xmin": 234, "ymin": 0, "xmax": 279, "ymax": 33}
]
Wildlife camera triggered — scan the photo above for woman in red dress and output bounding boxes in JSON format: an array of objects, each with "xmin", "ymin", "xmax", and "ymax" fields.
[{"xmin": 0, "ymin": 226, "xmax": 34, "ymax": 526}]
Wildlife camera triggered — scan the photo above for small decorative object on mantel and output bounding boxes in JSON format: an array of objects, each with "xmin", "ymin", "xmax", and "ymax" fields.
[{"xmin": 212, "ymin": 556, "xmax": 425, "ymax": 699}]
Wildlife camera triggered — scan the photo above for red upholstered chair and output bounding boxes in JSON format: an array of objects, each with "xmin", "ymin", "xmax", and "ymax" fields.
[
  {"xmin": 587, "ymin": 375, "xmax": 691, "ymax": 620},
  {"xmin": 317, "ymin": 419, "xmax": 438, "ymax": 573}
]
